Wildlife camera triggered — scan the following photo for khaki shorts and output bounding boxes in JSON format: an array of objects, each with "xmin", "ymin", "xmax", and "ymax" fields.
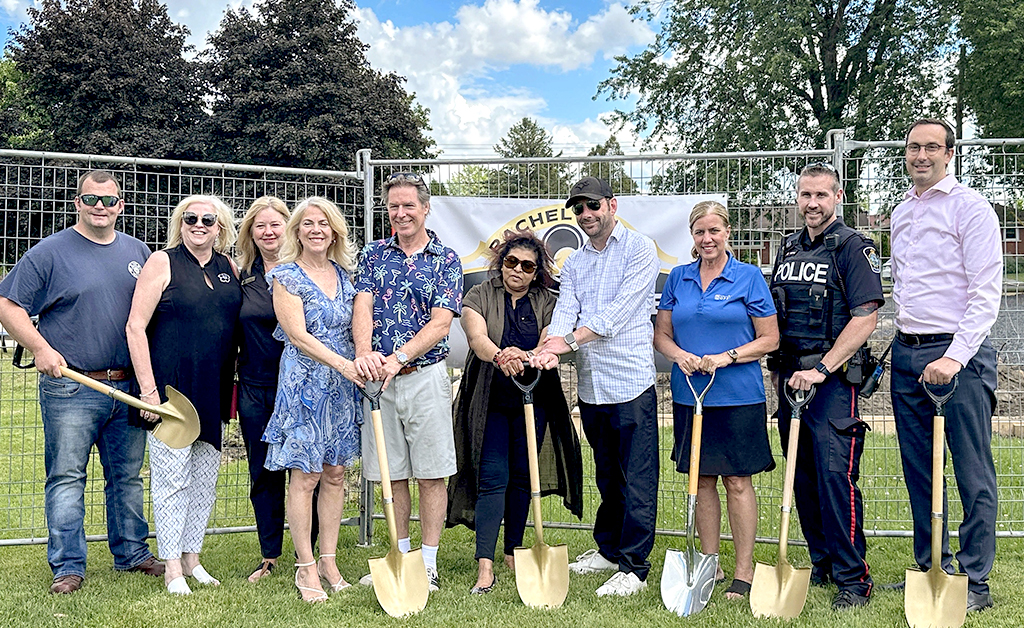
[{"xmin": 361, "ymin": 362, "xmax": 456, "ymax": 481}]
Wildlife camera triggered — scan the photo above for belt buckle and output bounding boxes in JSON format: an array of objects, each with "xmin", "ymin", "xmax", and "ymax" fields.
[{"xmin": 106, "ymin": 369, "xmax": 115, "ymax": 381}]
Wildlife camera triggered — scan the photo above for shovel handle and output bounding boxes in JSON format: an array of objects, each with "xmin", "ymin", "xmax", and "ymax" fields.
[
  {"xmin": 930, "ymin": 411, "xmax": 945, "ymax": 568},
  {"xmin": 58, "ymin": 366, "xmax": 163, "ymax": 415},
  {"xmin": 687, "ymin": 410, "xmax": 704, "ymax": 496},
  {"xmin": 522, "ymin": 401, "xmax": 545, "ymax": 545},
  {"xmin": 778, "ymin": 412, "xmax": 803, "ymax": 563},
  {"xmin": 370, "ymin": 406, "xmax": 401, "ymax": 548}
]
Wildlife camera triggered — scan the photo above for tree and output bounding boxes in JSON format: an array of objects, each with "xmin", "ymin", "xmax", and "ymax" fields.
[
  {"xmin": 204, "ymin": 0, "xmax": 434, "ymax": 170},
  {"xmin": 491, "ymin": 118, "xmax": 569, "ymax": 197},
  {"xmin": 962, "ymin": 0, "xmax": 1024, "ymax": 138},
  {"xmin": 7, "ymin": 0, "xmax": 206, "ymax": 158},
  {"xmin": 582, "ymin": 136, "xmax": 639, "ymax": 195},
  {"xmin": 447, "ymin": 165, "xmax": 496, "ymax": 196},
  {"xmin": 599, "ymin": 0, "xmax": 954, "ymax": 152}
]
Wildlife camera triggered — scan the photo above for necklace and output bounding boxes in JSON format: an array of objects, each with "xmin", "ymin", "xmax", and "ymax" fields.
[{"xmin": 299, "ymin": 258, "xmax": 332, "ymax": 273}]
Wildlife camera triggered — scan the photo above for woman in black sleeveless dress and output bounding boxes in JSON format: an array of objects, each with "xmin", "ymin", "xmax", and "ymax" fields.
[{"xmin": 127, "ymin": 195, "xmax": 241, "ymax": 596}]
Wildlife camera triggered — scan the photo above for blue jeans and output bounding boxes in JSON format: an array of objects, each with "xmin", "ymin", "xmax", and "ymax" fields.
[{"xmin": 40, "ymin": 374, "xmax": 154, "ymax": 578}]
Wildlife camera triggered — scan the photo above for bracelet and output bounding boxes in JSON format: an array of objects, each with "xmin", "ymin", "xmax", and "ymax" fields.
[
  {"xmin": 527, "ymin": 350, "xmax": 535, "ymax": 359},
  {"xmin": 492, "ymin": 350, "xmax": 501, "ymax": 365},
  {"xmin": 141, "ymin": 387, "xmax": 158, "ymax": 397}
]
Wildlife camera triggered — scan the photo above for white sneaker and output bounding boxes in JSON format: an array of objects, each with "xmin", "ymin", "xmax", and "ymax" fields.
[
  {"xmin": 596, "ymin": 571, "xmax": 646, "ymax": 597},
  {"xmin": 358, "ymin": 573, "xmax": 373, "ymax": 586},
  {"xmin": 569, "ymin": 549, "xmax": 618, "ymax": 574}
]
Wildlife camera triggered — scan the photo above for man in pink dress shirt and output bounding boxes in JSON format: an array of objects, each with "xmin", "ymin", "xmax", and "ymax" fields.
[{"xmin": 889, "ymin": 118, "xmax": 1002, "ymax": 613}]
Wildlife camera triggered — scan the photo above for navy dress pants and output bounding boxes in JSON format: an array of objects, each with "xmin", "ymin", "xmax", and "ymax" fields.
[{"xmin": 891, "ymin": 337, "xmax": 997, "ymax": 595}]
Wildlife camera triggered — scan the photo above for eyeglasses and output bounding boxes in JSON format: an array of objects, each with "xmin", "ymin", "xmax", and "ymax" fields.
[
  {"xmin": 78, "ymin": 194, "xmax": 120, "ymax": 207},
  {"xmin": 570, "ymin": 199, "xmax": 604, "ymax": 216},
  {"xmin": 183, "ymin": 212, "xmax": 218, "ymax": 227},
  {"xmin": 905, "ymin": 143, "xmax": 948, "ymax": 155},
  {"xmin": 502, "ymin": 255, "xmax": 538, "ymax": 273}
]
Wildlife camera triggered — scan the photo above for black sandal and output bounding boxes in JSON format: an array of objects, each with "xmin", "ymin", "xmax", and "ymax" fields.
[
  {"xmin": 248, "ymin": 559, "xmax": 276, "ymax": 582},
  {"xmin": 725, "ymin": 579, "xmax": 752, "ymax": 597}
]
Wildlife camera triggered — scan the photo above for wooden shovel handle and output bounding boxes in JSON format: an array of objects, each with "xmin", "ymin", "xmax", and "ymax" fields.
[
  {"xmin": 687, "ymin": 410, "xmax": 703, "ymax": 495},
  {"xmin": 930, "ymin": 412, "xmax": 945, "ymax": 566},
  {"xmin": 58, "ymin": 366, "xmax": 162, "ymax": 415},
  {"xmin": 370, "ymin": 407, "xmax": 401, "ymax": 548},
  {"xmin": 523, "ymin": 402, "xmax": 545, "ymax": 545},
  {"xmin": 778, "ymin": 415, "xmax": 802, "ymax": 563}
]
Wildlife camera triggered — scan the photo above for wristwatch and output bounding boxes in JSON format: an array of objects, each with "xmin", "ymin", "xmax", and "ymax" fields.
[
  {"xmin": 564, "ymin": 332, "xmax": 579, "ymax": 351},
  {"xmin": 396, "ymin": 351, "xmax": 410, "ymax": 366},
  {"xmin": 814, "ymin": 361, "xmax": 831, "ymax": 377},
  {"xmin": 727, "ymin": 349, "xmax": 739, "ymax": 363}
]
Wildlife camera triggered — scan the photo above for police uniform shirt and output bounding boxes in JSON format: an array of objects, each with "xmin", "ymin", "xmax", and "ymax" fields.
[{"xmin": 772, "ymin": 219, "xmax": 883, "ymax": 356}]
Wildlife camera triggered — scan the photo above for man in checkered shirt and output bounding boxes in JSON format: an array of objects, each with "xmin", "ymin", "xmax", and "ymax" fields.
[{"xmin": 533, "ymin": 176, "xmax": 660, "ymax": 597}]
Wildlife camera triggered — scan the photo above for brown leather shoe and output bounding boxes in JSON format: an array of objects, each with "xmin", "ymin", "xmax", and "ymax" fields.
[
  {"xmin": 49, "ymin": 574, "xmax": 84, "ymax": 594},
  {"xmin": 126, "ymin": 556, "xmax": 165, "ymax": 577}
]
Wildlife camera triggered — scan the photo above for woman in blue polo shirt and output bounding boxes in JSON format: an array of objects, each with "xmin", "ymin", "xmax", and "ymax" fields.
[{"xmin": 654, "ymin": 200, "xmax": 779, "ymax": 600}]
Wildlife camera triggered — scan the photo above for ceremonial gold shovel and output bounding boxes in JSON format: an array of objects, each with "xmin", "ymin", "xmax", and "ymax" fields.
[
  {"xmin": 58, "ymin": 366, "xmax": 199, "ymax": 449},
  {"xmin": 359, "ymin": 381, "xmax": 429, "ymax": 618},
  {"xmin": 750, "ymin": 384, "xmax": 815, "ymax": 619},
  {"xmin": 661, "ymin": 371, "xmax": 719, "ymax": 616},
  {"xmin": 512, "ymin": 368, "xmax": 569, "ymax": 609},
  {"xmin": 905, "ymin": 376, "xmax": 968, "ymax": 628}
]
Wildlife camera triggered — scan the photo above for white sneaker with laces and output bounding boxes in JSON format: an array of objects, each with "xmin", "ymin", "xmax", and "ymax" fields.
[
  {"xmin": 569, "ymin": 549, "xmax": 617, "ymax": 574},
  {"xmin": 595, "ymin": 571, "xmax": 646, "ymax": 597}
]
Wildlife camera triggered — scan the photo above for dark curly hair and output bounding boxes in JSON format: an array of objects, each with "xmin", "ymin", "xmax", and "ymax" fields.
[{"xmin": 488, "ymin": 228, "xmax": 556, "ymax": 289}]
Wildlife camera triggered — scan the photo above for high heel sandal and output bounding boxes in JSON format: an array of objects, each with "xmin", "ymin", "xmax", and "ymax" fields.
[
  {"xmin": 295, "ymin": 561, "xmax": 328, "ymax": 603},
  {"xmin": 317, "ymin": 554, "xmax": 351, "ymax": 592}
]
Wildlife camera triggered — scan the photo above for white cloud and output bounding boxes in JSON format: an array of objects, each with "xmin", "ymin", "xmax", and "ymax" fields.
[
  {"xmin": 1, "ymin": 0, "xmax": 25, "ymax": 18},
  {"xmin": 355, "ymin": 1, "xmax": 653, "ymax": 156}
]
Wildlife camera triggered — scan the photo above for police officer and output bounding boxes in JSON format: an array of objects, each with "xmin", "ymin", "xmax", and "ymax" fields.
[{"xmin": 769, "ymin": 163, "xmax": 884, "ymax": 610}]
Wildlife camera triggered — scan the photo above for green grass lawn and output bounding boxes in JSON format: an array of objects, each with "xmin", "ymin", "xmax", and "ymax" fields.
[{"xmin": 1, "ymin": 526, "xmax": 1022, "ymax": 628}]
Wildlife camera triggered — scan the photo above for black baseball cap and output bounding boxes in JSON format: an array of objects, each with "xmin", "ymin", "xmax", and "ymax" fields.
[{"xmin": 565, "ymin": 176, "xmax": 613, "ymax": 208}]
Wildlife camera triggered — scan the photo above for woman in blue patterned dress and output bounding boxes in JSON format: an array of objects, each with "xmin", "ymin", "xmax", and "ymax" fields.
[{"xmin": 261, "ymin": 197, "xmax": 363, "ymax": 603}]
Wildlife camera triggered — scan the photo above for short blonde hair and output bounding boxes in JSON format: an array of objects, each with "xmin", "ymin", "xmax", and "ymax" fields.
[
  {"xmin": 278, "ymin": 197, "xmax": 357, "ymax": 272},
  {"xmin": 689, "ymin": 200, "xmax": 733, "ymax": 259},
  {"xmin": 165, "ymin": 195, "xmax": 237, "ymax": 254},
  {"xmin": 236, "ymin": 196, "xmax": 290, "ymax": 273}
]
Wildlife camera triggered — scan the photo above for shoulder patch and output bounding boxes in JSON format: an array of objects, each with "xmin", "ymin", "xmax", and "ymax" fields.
[{"xmin": 863, "ymin": 247, "xmax": 882, "ymax": 274}]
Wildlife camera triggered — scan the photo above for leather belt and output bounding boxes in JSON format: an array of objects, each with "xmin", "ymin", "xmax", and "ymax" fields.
[
  {"xmin": 896, "ymin": 331, "xmax": 954, "ymax": 346},
  {"xmin": 397, "ymin": 360, "xmax": 441, "ymax": 377},
  {"xmin": 70, "ymin": 366, "xmax": 133, "ymax": 381}
]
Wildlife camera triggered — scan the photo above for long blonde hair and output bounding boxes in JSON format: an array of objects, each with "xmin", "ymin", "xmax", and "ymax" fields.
[
  {"xmin": 165, "ymin": 195, "xmax": 237, "ymax": 254},
  {"xmin": 689, "ymin": 200, "xmax": 734, "ymax": 259},
  {"xmin": 236, "ymin": 196, "xmax": 290, "ymax": 273},
  {"xmin": 278, "ymin": 197, "xmax": 357, "ymax": 272}
]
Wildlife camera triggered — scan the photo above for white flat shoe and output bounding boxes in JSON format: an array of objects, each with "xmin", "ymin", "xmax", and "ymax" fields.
[
  {"xmin": 188, "ymin": 564, "xmax": 220, "ymax": 586},
  {"xmin": 166, "ymin": 576, "xmax": 191, "ymax": 595}
]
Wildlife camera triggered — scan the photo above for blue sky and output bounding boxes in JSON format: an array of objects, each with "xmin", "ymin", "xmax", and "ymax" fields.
[{"xmin": 0, "ymin": 0, "xmax": 656, "ymax": 157}]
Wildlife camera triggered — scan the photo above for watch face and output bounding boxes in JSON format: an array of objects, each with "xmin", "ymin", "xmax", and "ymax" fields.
[{"xmin": 397, "ymin": 352, "xmax": 409, "ymax": 364}]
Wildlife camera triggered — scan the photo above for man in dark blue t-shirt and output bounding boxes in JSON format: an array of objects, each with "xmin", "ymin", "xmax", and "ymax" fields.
[
  {"xmin": 769, "ymin": 163, "xmax": 884, "ymax": 611},
  {"xmin": 0, "ymin": 170, "xmax": 162, "ymax": 594}
]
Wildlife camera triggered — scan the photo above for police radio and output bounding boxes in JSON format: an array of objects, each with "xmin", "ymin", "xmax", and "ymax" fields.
[{"xmin": 858, "ymin": 337, "xmax": 894, "ymax": 399}]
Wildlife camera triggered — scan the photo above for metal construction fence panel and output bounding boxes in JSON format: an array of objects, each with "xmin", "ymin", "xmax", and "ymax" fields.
[
  {"xmin": 2, "ymin": 134, "xmax": 1024, "ymax": 548},
  {"xmin": 362, "ymin": 132, "xmax": 1024, "ymax": 541},
  {"xmin": 0, "ymin": 150, "xmax": 364, "ymax": 544}
]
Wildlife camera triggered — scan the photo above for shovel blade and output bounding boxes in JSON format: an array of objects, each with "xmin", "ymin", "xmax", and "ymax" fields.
[
  {"xmin": 661, "ymin": 548, "xmax": 718, "ymax": 616},
  {"xmin": 151, "ymin": 385, "xmax": 201, "ymax": 449},
  {"xmin": 750, "ymin": 560, "xmax": 811, "ymax": 619},
  {"xmin": 514, "ymin": 542, "xmax": 569, "ymax": 609},
  {"xmin": 368, "ymin": 548, "xmax": 429, "ymax": 618},
  {"xmin": 905, "ymin": 567, "xmax": 968, "ymax": 628}
]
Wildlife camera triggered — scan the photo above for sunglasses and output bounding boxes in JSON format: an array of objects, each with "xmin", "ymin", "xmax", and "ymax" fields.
[
  {"xmin": 570, "ymin": 198, "xmax": 604, "ymax": 216},
  {"xmin": 183, "ymin": 212, "xmax": 218, "ymax": 227},
  {"xmin": 503, "ymin": 255, "xmax": 537, "ymax": 273},
  {"xmin": 78, "ymin": 194, "xmax": 120, "ymax": 207},
  {"xmin": 387, "ymin": 172, "xmax": 425, "ymax": 184}
]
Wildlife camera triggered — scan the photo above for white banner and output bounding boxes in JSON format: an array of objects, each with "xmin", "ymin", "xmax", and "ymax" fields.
[{"xmin": 427, "ymin": 194, "xmax": 727, "ymax": 368}]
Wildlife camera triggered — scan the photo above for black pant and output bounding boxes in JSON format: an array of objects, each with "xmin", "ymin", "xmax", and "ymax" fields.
[
  {"xmin": 474, "ymin": 404, "xmax": 546, "ymax": 561},
  {"xmin": 578, "ymin": 386, "xmax": 658, "ymax": 581},
  {"xmin": 778, "ymin": 375, "xmax": 872, "ymax": 596},
  {"xmin": 891, "ymin": 337, "xmax": 997, "ymax": 595},
  {"xmin": 238, "ymin": 381, "xmax": 318, "ymax": 558}
]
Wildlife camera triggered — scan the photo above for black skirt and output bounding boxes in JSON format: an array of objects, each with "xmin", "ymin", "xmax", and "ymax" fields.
[{"xmin": 670, "ymin": 402, "xmax": 776, "ymax": 476}]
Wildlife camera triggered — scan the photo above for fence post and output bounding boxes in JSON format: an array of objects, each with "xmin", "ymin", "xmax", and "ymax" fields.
[{"xmin": 357, "ymin": 477, "xmax": 375, "ymax": 547}]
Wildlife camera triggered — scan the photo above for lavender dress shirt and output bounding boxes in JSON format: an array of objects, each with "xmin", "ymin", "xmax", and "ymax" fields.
[{"xmin": 891, "ymin": 174, "xmax": 1002, "ymax": 366}]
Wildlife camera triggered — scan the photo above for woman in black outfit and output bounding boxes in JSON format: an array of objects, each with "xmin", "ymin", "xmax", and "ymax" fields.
[
  {"xmin": 447, "ymin": 229, "xmax": 583, "ymax": 594},
  {"xmin": 236, "ymin": 196, "xmax": 292, "ymax": 582}
]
